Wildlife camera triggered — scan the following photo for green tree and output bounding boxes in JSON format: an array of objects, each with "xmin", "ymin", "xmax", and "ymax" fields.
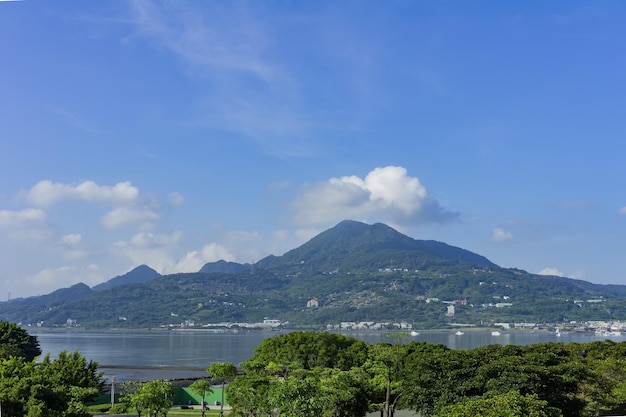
[
  {"xmin": 437, "ymin": 391, "xmax": 563, "ymax": 417},
  {"xmin": 226, "ymin": 374, "xmax": 274, "ymax": 417},
  {"xmin": 0, "ymin": 350, "xmax": 102, "ymax": 417},
  {"xmin": 208, "ymin": 362, "xmax": 238, "ymax": 417},
  {"xmin": 189, "ymin": 379, "xmax": 213, "ymax": 417},
  {"xmin": 122, "ymin": 381, "xmax": 150, "ymax": 417},
  {"xmin": 0, "ymin": 356, "xmax": 36, "ymax": 416},
  {"xmin": 318, "ymin": 367, "xmax": 370, "ymax": 417},
  {"xmin": 364, "ymin": 336, "xmax": 409, "ymax": 417},
  {"xmin": 144, "ymin": 380, "xmax": 174, "ymax": 417},
  {"xmin": 243, "ymin": 331, "xmax": 368, "ymax": 373},
  {"xmin": 267, "ymin": 374, "xmax": 323, "ymax": 417},
  {"xmin": 0, "ymin": 321, "xmax": 41, "ymax": 361}
]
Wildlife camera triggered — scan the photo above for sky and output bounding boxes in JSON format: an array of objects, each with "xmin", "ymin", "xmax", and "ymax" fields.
[{"xmin": 1, "ymin": 0, "xmax": 626, "ymax": 299}]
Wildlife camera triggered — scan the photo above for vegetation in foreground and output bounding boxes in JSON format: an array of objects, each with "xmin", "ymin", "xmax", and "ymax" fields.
[{"xmin": 4, "ymin": 320, "xmax": 626, "ymax": 416}]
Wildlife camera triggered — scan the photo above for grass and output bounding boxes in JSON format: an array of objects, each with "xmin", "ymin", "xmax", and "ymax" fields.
[{"xmin": 87, "ymin": 404, "xmax": 228, "ymax": 416}]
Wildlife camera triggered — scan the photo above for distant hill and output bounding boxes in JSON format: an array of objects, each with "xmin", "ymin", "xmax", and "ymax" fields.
[
  {"xmin": 30, "ymin": 282, "xmax": 93, "ymax": 305},
  {"xmin": 2, "ymin": 220, "xmax": 626, "ymax": 329},
  {"xmin": 199, "ymin": 260, "xmax": 250, "ymax": 274},
  {"xmin": 92, "ymin": 265, "xmax": 160, "ymax": 292}
]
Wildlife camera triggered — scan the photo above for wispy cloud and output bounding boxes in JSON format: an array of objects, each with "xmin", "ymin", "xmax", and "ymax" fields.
[
  {"xmin": 123, "ymin": 0, "xmax": 309, "ymax": 155},
  {"xmin": 121, "ymin": 0, "xmax": 379, "ymax": 157},
  {"xmin": 48, "ymin": 107, "xmax": 100, "ymax": 134}
]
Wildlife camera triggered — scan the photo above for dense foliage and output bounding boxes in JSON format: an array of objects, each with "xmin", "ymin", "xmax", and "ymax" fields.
[
  {"xmin": 226, "ymin": 331, "xmax": 626, "ymax": 417},
  {"xmin": 0, "ymin": 321, "xmax": 103, "ymax": 416},
  {"xmin": 0, "ymin": 320, "xmax": 41, "ymax": 361}
]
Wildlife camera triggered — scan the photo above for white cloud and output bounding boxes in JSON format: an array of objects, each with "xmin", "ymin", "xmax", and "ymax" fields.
[
  {"xmin": 172, "ymin": 243, "xmax": 236, "ymax": 273},
  {"xmin": 0, "ymin": 208, "xmax": 51, "ymax": 243},
  {"xmin": 129, "ymin": 231, "xmax": 183, "ymax": 249},
  {"xmin": 56, "ymin": 234, "xmax": 88, "ymax": 260},
  {"xmin": 538, "ymin": 267, "xmax": 564, "ymax": 277},
  {"xmin": 292, "ymin": 166, "xmax": 458, "ymax": 227},
  {"xmin": 101, "ymin": 207, "xmax": 160, "ymax": 229},
  {"xmin": 619, "ymin": 206, "xmax": 626, "ymax": 215},
  {"xmin": 0, "ymin": 208, "xmax": 46, "ymax": 227},
  {"xmin": 22, "ymin": 180, "xmax": 139, "ymax": 207},
  {"xmin": 59, "ymin": 233, "xmax": 82, "ymax": 246},
  {"xmin": 113, "ymin": 231, "xmax": 184, "ymax": 272},
  {"xmin": 490, "ymin": 227, "xmax": 514, "ymax": 242}
]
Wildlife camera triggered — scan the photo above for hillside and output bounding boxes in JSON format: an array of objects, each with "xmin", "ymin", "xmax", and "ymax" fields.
[
  {"xmin": 92, "ymin": 265, "xmax": 160, "ymax": 292},
  {"xmin": 2, "ymin": 220, "xmax": 626, "ymax": 329}
]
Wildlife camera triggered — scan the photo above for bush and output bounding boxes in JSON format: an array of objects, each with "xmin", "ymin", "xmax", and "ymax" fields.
[{"xmin": 110, "ymin": 403, "xmax": 128, "ymax": 414}]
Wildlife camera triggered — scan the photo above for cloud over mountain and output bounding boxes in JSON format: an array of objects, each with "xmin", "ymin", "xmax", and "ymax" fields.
[{"xmin": 292, "ymin": 166, "xmax": 458, "ymax": 227}]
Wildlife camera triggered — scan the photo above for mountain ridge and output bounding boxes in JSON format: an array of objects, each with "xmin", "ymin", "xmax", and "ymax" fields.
[{"xmin": 2, "ymin": 220, "xmax": 625, "ymax": 328}]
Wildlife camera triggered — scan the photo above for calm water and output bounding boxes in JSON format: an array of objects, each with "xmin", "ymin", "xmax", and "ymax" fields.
[{"xmin": 31, "ymin": 329, "xmax": 626, "ymax": 382}]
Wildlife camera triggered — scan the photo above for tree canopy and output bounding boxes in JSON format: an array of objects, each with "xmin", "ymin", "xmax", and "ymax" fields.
[{"xmin": 0, "ymin": 320, "xmax": 41, "ymax": 361}]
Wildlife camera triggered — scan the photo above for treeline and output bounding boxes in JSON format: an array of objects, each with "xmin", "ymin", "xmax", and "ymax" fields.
[
  {"xmin": 0, "ymin": 321, "xmax": 102, "ymax": 416},
  {"xmin": 226, "ymin": 331, "xmax": 626, "ymax": 417}
]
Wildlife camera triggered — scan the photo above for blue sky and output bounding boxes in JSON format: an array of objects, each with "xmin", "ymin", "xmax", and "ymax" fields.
[{"xmin": 1, "ymin": 0, "xmax": 626, "ymax": 299}]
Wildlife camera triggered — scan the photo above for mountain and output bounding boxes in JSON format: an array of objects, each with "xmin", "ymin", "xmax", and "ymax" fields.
[
  {"xmin": 256, "ymin": 220, "xmax": 494, "ymax": 273},
  {"xmin": 199, "ymin": 260, "xmax": 250, "ymax": 274},
  {"xmin": 2, "ymin": 220, "xmax": 626, "ymax": 329},
  {"xmin": 92, "ymin": 265, "xmax": 161, "ymax": 292},
  {"xmin": 27, "ymin": 282, "xmax": 93, "ymax": 305}
]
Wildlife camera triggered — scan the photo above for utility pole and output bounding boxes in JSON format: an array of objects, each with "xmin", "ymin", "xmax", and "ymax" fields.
[{"xmin": 110, "ymin": 376, "xmax": 116, "ymax": 408}]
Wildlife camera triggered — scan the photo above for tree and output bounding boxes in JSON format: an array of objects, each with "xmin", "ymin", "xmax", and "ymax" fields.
[
  {"xmin": 226, "ymin": 374, "xmax": 274, "ymax": 417},
  {"xmin": 124, "ymin": 380, "xmax": 174, "ymax": 417},
  {"xmin": 122, "ymin": 381, "xmax": 149, "ymax": 417},
  {"xmin": 318, "ymin": 367, "xmax": 370, "ymax": 417},
  {"xmin": 437, "ymin": 391, "xmax": 563, "ymax": 417},
  {"xmin": 0, "ymin": 356, "xmax": 36, "ymax": 417},
  {"xmin": 267, "ymin": 374, "xmax": 323, "ymax": 417},
  {"xmin": 189, "ymin": 379, "xmax": 213, "ymax": 417},
  {"xmin": 364, "ymin": 335, "xmax": 409, "ymax": 417},
  {"xmin": 0, "ymin": 321, "xmax": 41, "ymax": 361},
  {"xmin": 208, "ymin": 362, "xmax": 238, "ymax": 417},
  {"xmin": 243, "ymin": 331, "xmax": 368, "ymax": 373},
  {"xmin": 0, "ymin": 350, "xmax": 102, "ymax": 417}
]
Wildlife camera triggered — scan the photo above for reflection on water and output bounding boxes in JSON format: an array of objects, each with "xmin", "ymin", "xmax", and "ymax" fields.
[{"xmin": 32, "ymin": 329, "xmax": 626, "ymax": 381}]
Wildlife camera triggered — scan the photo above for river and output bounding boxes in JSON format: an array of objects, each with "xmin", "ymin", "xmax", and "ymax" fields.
[{"xmin": 31, "ymin": 328, "xmax": 626, "ymax": 382}]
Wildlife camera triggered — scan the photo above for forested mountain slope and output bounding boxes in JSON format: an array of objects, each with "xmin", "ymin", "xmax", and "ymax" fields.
[{"xmin": 1, "ymin": 220, "xmax": 625, "ymax": 328}]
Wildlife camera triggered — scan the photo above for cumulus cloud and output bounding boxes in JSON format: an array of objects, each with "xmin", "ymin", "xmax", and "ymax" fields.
[
  {"xmin": 292, "ymin": 166, "xmax": 458, "ymax": 227},
  {"xmin": 113, "ymin": 231, "xmax": 184, "ymax": 272},
  {"xmin": 173, "ymin": 243, "xmax": 236, "ymax": 273},
  {"xmin": 538, "ymin": 267, "xmax": 565, "ymax": 277},
  {"xmin": 490, "ymin": 227, "xmax": 514, "ymax": 242},
  {"xmin": 17, "ymin": 180, "xmax": 166, "ymax": 231},
  {"xmin": 21, "ymin": 180, "xmax": 139, "ymax": 207}
]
